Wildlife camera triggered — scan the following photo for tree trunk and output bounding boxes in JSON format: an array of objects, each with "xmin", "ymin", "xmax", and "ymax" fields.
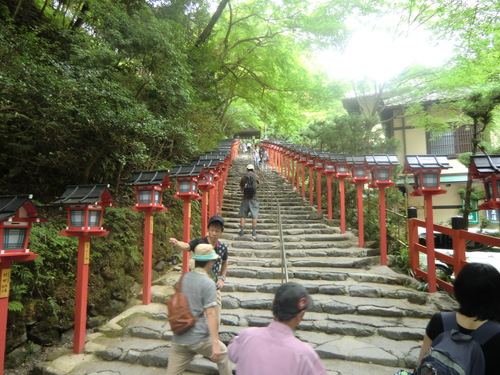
[
  {"xmin": 12, "ymin": 0, "xmax": 24, "ymax": 21},
  {"xmin": 462, "ymin": 119, "xmax": 479, "ymax": 230},
  {"xmin": 195, "ymin": 0, "xmax": 230, "ymax": 47}
]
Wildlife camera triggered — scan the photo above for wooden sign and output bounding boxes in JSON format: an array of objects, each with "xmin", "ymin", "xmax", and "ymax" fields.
[
  {"xmin": 84, "ymin": 241, "xmax": 90, "ymax": 265},
  {"xmin": 0, "ymin": 268, "xmax": 11, "ymax": 298}
]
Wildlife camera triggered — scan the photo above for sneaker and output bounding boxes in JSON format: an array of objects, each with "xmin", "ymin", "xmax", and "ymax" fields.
[
  {"xmin": 238, "ymin": 228, "xmax": 244, "ymax": 236},
  {"xmin": 252, "ymin": 227, "xmax": 257, "ymax": 236}
]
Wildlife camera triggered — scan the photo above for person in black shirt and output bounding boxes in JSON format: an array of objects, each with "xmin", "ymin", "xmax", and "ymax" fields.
[
  {"xmin": 417, "ymin": 262, "xmax": 500, "ymax": 375},
  {"xmin": 169, "ymin": 215, "xmax": 228, "ymax": 326}
]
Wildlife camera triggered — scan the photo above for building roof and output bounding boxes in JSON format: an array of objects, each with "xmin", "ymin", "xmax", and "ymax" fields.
[
  {"xmin": 345, "ymin": 155, "xmax": 366, "ymax": 166},
  {"xmin": 470, "ymin": 155, "xmax": 500, "ymax": 178},
  {"xmin": 170, "ymin": 165, "xmax": 204, "ymax": 178},
  {"xmin": 0, "ymin": 195, "xmax": 46, "ymax": 221},
  {"xmin": 403, "ymin": 155, "xmax": 451, "ymax": 172},
  {"xmin": 55, "ymin": 185, "xmax": 113, "ymax": 206},
  {"xmin": 127, "ymin": 170, "xmax": 170, "ymax": 187},
  {"xmin": 365, "ymin": 155, "xmax": 400, "ymax": 167},
  {"xmin": 234, "ymin": 126, "xmax": 261, "ymax": 139}
]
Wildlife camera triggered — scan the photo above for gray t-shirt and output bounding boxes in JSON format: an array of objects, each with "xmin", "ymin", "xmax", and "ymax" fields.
[{"xmin": 172, "ymin": 269, "xmax": 217, "ymax": 345}]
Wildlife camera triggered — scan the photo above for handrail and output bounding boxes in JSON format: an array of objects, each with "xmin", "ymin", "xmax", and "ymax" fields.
[
  {"xmin": 260, "ymin": 164, "xmax": 289, "ymax": 283},
  {"xmin": 408, "ymin": 218, "xmax": 500, "ymax": 293}
]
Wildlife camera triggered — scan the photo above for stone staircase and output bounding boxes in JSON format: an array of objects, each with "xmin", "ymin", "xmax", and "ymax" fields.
[{"xmin": 33, "ymin": 154, "xmax": 457, "ymax": 375}]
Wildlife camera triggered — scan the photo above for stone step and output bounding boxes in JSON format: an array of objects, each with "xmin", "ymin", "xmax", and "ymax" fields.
[
  {"xmin": 222, "ymin": 222, "xmax": 334, "ymax": 229},
  {"xmin": 78, "ymin": 303, "xmax": 421, "ymax": 372},
  {"xmin": 228, "ymin": 255, "xmax": 381, "ymax": 269},
  {"xmin": 220, "ymin": 291, "xmax": 436, "ymax": 319},
  {"xmin": 227, "ymin": 247, "xmax": 376, "ymax": 258},
  {"xmin": 225, "ymin": 265, "xmax": 422, "ymax": 288},
  {"xmin": 224, "ymin": 227, "xmax": 339, "ymax": 235},
  {"xmin": 221, "ymin": 278, "xmax": 430, "ymax": 304},
  {"xmin": 223, "ymin": 233, "xmax": 354, "ymax": 243}
]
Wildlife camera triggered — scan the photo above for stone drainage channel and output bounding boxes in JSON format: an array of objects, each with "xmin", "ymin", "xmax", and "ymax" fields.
[{"xmin": 33, "ymin": 153, "xmax": 457, "ymax": 375}]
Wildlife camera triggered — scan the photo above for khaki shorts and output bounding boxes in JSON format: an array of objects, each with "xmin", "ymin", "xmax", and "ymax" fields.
[{"xmin": 238, "ymin": 199, "xmax": 259, "ymax": 219}]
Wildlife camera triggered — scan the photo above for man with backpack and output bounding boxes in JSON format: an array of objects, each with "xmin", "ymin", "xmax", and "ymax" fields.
[
  {"xmin": 239, "ymin": 164, "xmax": 259, "ymax": 236},
  {"xmin": 166, "ymin": 244, "xmax": 232, "ymax": 375}
]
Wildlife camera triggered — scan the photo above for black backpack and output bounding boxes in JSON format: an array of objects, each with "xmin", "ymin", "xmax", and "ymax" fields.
[
  {"xmin": 414, "ymin": 312, "xmax": 500, "ymax": 375},
  {"xmin": 243, "ymin": 173, "xmax": 257, "ymax": 199}
]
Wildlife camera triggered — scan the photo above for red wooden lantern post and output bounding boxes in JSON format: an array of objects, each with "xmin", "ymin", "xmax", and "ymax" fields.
[
  {"xmin": 0, "ymin": 196, "xmax": 45, "ymax": 375},
  {"xmin": 288, "ymin": 147, "xmax": 295, "ymax": 182},
  {"xmin": 275, "ymin": 144, "xmax": 282, "ymax": 172},
  {"xmin": 218, "ymin": 159, "xmax": 230, "ymax": 215},
  {"xmin": 293, "ymin": 148, "xmax": 300, "ymax": 187},
  {"xmin": 196, "ymin": 166, "xmax": 216, "ymax": 237},
  {"xmin": 297, "ymin": 152, "xmax": 307, "ymax": 198},
  {"xmin": 314, "ymin": 154, "xmax": 326, "ymax": 213},
  {"xmin": 128, "ymin": 171, "xmax": 171, "ymax": 305},
  {"xmin": 366, "ymin": 155, "xmax": 400, "ymax": 265},
  {"xmin": 323, "ymin": 156, "xmax": 337, "ymax": 221},
  {"xmin": 198, "ymin": 155, "xmax": 223, "ymax": 219},
  {"xmin": 306, "ymin": 154, "xmax": 315, "ymax": 205},
  {"xmin": 469, "ymin": 155, "xmax": 500, "ymax": 210},
  {"xmin": 209, "ymin": 168, "xmax": 220, "ymax": 218},
  {"xmin": 171, "ymin": 165, "xmax": 202, "ymax": 274},
  {"xmin": 334, "ymin": 155, "xmax": 351, "ymax": 234},
  {"xmin": 346, "ymin": 156, "xmax": 370, "ymax": 247},
  {"xmin": 403, "ymin": 155, "xmax": 450, "ymax": 292},
  {"xmin": 284, "ymin": 148, "xmax": 295, "ymax": 182},
  {"xmin": 56, "ymin": 185, "xmax": 113, "ymax": 353}
]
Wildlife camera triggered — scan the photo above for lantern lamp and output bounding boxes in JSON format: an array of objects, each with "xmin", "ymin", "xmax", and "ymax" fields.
[
  {"xmin": 332, "ymin": 155, "xmax": 351, "ymax": 179},
  {"xmin": 346, "ymin": 155, "xmax": 370, "ymax": 184},
  {"xmin": 366, "ymin": 154, "xmax": 400, "ymax": 188},
  {"xmin": 403, "ymin": 155, "xmax": 450, "ymax": 196},
  {"xmin": 171, "ymin": 165, "xmax": 203, "ymax": 200},
  {"xmin": 128, "ymin": 170, "xmax": 171, "ymax": 212},
  {"xmin": 323, "ymin": 154, "xmax": 337, "ymax": 175},
  {"xmin": 314, "ymin": 153, "xmax": 326, "ymax": 172},
  {"xmin": 0, "ymin": 195, "xmax": 46, "ymax": 254},
  {"xmin": 56, "ymin": 185, "xmax": 113, "ymax": 236},
  {"xmin": 469, "ymin": 154, "xmax": 500, "ymax": 210}
]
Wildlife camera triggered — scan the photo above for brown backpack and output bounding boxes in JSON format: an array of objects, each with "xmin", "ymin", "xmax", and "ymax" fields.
[{"xmin": 167, "ymin": 274, "xmax": 198, "ymax": 334}]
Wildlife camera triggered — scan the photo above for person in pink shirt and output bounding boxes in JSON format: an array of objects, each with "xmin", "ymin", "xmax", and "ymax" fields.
[{"xmin": 228, "ymin": 282, "xmax": 328, "ymax": 375}]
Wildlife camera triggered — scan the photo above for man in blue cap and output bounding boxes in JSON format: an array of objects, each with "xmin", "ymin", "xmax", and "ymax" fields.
[
  {"xmin": 169, "ymin": 215, "xmax": 228, "ymax": 325},
  {"xmin": 166, "ymin": 244, "xmax": 232, "ymax": 375}
]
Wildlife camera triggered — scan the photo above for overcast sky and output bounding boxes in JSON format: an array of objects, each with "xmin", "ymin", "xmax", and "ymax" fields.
[{"xmin": 315, "ymin": 14, "xmax": 455, "ymax": 82}]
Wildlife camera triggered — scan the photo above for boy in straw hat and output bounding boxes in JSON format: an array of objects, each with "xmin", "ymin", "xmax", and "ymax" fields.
[{"xmin": 166, "ymin": 244, "xmax": 232, "ymax": 375}]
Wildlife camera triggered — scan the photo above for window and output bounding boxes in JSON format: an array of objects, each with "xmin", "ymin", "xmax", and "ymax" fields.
[
  {"xmin": 427, "ymin": 126, "xmax": 478, "ymax": 155},
  {"xmin": 3, "ymin": 228, "xmax": 27, "ymax": 250}
]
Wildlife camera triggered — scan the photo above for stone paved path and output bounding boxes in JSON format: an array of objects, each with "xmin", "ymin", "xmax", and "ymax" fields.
[{"xmin": 34, "ymin": 153, "xmax": 457, "ymax": 375}]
